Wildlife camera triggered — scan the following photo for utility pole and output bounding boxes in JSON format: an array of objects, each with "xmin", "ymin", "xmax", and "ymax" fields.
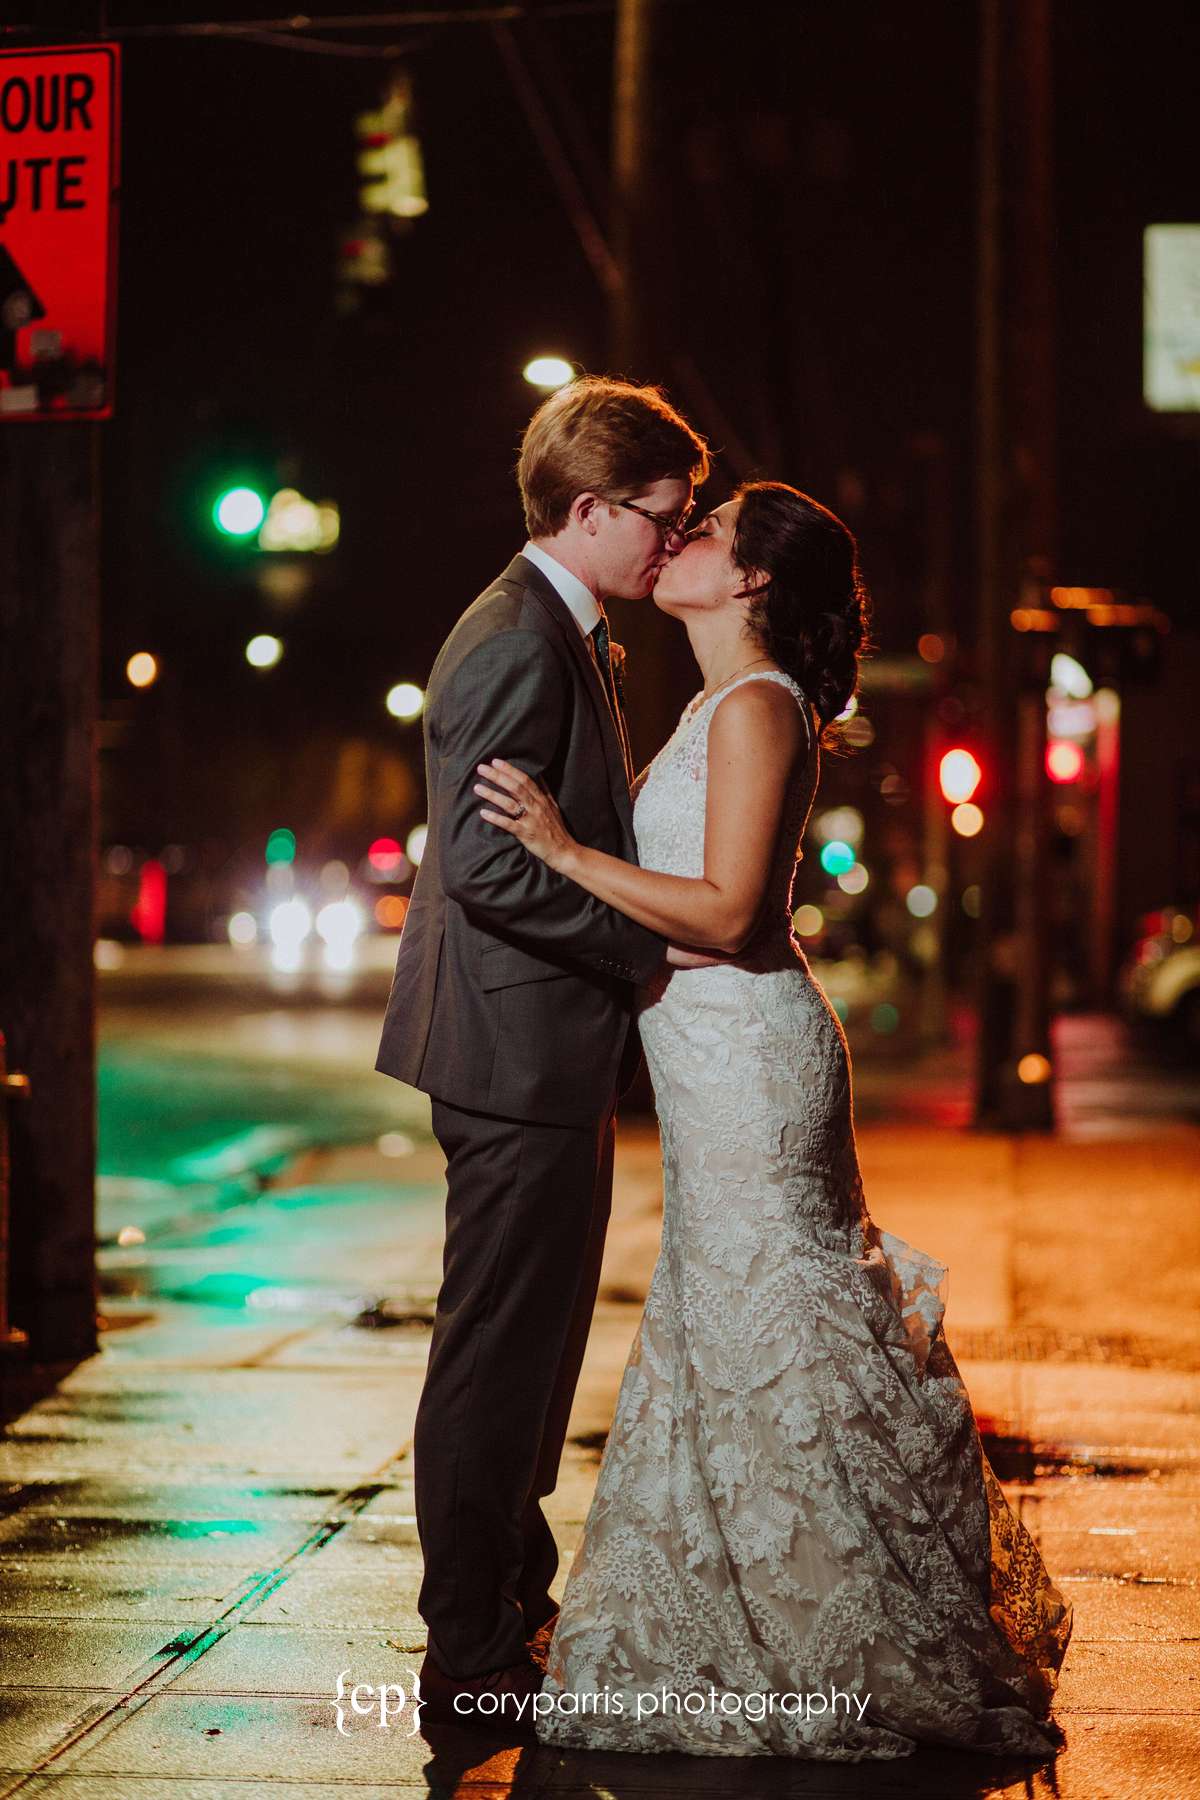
[
  {"xmin": 610, "ymin": 0, "xmax": 654, "ymax": 378},
  {"xmin": 610, "ymin": 0, "xmax": 683, "ymax": 767},
  {"xmin": 0, "ymin": 427, "xmax": 101, "ymax": 1365},
  {"xmin": 0, "ymin": 32, "xmax": 116, "ymax": 1369},
  {"xmin": 972, "ymin": 0, "xmax": 1057, "ymax": 1129}
]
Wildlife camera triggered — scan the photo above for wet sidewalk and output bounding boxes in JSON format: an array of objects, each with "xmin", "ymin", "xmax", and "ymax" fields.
[{"xmin": 2, "ymin": 1113, "xmax": 1199, "ymax": 1799}]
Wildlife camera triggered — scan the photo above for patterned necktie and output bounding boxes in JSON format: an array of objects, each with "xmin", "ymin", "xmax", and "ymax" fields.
[
  {"xmin": 591, "ymin": 611, "xmax": 618, "ymax": 713},
  {"xmin": 591, "ymin": 610, "xmax": 633, "ymax": 785}
]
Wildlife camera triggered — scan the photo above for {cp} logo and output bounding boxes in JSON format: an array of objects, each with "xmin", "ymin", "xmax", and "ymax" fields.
[{"xmin": 330, "ymin": 1667, "xmax": 424, "ymax": 1736}]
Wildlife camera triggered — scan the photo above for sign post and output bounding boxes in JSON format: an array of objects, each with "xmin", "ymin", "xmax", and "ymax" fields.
[
  {"xmin": 0, "ymin": 43, "xmax": 118, "ymax": 1370},
  {"xmin": 0, "ymin": 44, "xmax": 120, "ymax": 419}
]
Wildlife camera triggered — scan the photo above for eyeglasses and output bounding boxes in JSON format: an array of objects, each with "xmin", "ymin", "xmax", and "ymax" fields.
[{"xmin": 617, "ymin": 498, "xmax": 695, "ymax": 540}]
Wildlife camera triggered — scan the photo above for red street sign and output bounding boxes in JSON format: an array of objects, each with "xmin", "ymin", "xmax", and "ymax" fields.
[{"xmin": 0, "ymin": 44, "xmax": 120, "ymax": 420}]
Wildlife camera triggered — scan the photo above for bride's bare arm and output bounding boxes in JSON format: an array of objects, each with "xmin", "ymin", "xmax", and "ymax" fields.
[{"xmin": 475, "ymin": 682, "xmax": 805, "ymax": 954}]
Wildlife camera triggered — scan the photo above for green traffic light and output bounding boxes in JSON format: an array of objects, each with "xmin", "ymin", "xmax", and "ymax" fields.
[
  {"xmin": 214, "ymin": 486, "xmax": 267, "ymax": 537},
  {"xmin": 265, "ymin": 828, "xmax": 296, "ymax": 865}
]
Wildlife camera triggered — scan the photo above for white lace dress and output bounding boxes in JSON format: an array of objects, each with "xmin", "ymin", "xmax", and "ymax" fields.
[{"xmin": 535, "ymin": 670, "xmax": 1073, "ymax": 1761}]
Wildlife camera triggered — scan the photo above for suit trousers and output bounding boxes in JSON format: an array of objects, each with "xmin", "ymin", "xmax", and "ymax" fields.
[{"xmin": 415, "ymin": 1092, "xmax": 617, "ymax": 1679}]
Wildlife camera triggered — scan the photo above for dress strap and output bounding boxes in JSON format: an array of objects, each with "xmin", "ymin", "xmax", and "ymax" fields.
[{"xmin": 704, "ymin": 669, "xmax": 814, "ymax": 754}]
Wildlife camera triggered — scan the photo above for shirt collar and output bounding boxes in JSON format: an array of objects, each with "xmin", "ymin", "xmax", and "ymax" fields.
[{"xmin": 521, "ymin": 540, "xmax": 602, "ymax": 639}]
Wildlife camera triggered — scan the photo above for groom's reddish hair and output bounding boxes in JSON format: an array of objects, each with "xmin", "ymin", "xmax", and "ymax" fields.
[{"xmin": 518, "ymin": 374, "xmax": 709, "ymax": 539}]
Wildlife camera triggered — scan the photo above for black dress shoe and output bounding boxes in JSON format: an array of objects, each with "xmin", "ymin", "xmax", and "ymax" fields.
[{"xmin": 418, "ymin": 1650, "xmax": 544, "ymax": 1738}]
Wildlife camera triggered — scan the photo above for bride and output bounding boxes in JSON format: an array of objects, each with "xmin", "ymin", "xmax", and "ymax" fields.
[{"xmin": 472, "ymin": 480, "xmax": 1073, "ymax": 1761}]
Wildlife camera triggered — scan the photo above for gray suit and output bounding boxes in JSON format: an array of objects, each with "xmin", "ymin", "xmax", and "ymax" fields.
[
  {"xmin": 375, "ymin": 554, "xmax": 665, "ymax": 1121},
  {"xmin": 375, "ymin": 553, "xmax": 666, "ymax": 1678}
]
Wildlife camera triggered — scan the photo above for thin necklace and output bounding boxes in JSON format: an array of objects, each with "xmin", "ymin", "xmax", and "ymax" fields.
[{"xmin": 690, "ymin": 654, "xmax": 776, "ymax": 712}]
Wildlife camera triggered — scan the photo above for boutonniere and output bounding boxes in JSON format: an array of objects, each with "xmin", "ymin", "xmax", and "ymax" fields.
[{"xmin": 609, "ymin": 640, "xmax": 627, "ymax": 696}]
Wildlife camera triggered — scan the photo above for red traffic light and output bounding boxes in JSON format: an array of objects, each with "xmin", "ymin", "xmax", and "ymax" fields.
[
  {"xmin": 939, "ymin": 748, "xmax": 982, "ymax": 805},
  {"xmin": 1045, "ymin": 740, "xmax": 1084, "ymax": 783},
  {"xmin": 367, "ymin": 836, "xmax": 404, "ymax": 873}
]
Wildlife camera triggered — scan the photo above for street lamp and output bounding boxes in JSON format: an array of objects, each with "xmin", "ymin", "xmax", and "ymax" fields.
[
  {"xmin": 387, "ymin": 682, "xmax": 425, "ymax": 721},
  {"xmin": 523, "ymin": 356, "xmax": 573, "ymax": 391},
  {"xmin": 246, "ymin": 634, "xmax": 283, "ymax": 669}
]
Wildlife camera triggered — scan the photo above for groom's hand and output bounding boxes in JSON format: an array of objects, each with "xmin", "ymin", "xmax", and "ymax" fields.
[{"xmin": 664, "ymin": 943, "xmax": 735, "ymax": 969}]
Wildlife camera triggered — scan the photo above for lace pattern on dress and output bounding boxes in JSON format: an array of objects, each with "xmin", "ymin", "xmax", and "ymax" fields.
[{"xmin": 536, "ymin": 671, "xmax": 1073, "ymax": 1760}]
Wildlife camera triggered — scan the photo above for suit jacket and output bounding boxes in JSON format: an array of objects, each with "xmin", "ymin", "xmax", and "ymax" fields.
[{"xmin": 374, "ymin": 553, "xmax": 667, "ymax": 1126}]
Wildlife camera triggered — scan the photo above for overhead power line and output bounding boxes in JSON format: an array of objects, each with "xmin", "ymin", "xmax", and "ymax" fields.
[{"xmin": 0, "ymin": 2, "xmax": 620, "ymax": 46}]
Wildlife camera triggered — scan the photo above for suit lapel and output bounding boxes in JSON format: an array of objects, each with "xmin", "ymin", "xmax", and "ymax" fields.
[{"xmin": 503, "ymin": 555, "xmax": 636, "ymax": 837}]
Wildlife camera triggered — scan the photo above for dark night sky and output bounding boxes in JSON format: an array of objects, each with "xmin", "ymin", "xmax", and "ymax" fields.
[{"xmin": 7, "ymin": 0, "xmax": 1200, "ymax": 867}]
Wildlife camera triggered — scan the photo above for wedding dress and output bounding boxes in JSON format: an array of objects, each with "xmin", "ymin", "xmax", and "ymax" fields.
[{"xmin": 535, "ymin": 670, "xmax": 1072, "ymax": 1760}]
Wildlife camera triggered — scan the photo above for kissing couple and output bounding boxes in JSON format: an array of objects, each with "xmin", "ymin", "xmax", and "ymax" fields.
[{"xmin": 375, "ymin": 375, "xmax": 1072, "ymax": 1760}]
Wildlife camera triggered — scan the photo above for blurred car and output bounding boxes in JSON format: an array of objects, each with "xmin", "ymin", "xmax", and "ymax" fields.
[{"xmin": 1119, "ymin": 906, "xmax": 1200, "ymax": 1050}]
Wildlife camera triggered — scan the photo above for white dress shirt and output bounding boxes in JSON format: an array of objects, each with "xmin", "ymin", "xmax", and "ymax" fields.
[
  {"xmin": 521, "ymin": 541, "xmax": 631, "ymax": 782},
  {"xmin": 521, "ymin": 540, "xmax": 602, "ymax": 645}
]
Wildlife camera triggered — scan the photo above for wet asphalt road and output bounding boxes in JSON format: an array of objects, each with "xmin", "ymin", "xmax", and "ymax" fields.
[{"xmin": 0, "ymin": 955, "xmax": 1196, "ymax": 1794}]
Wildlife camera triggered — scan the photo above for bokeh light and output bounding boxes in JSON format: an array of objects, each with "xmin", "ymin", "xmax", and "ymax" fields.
[
  {"xmin": 939, "ymin": 748, "xmax": 982, "ymax": 804},
  {"xmin": 1049, "ymin": 652, "xmax": 1093, "ymax": 699},
  {"xmin": 268, "ymin": 897, "xmax": 311, "ymax": 951},
  {"xmin": 246, "ymin": 634, "xmax": 283, "ymax": 668},
  {"xmin": 258, "ymin": 489, "xmax": 340, "ymax": 553},
  {"xmin": 316, "ymin": 898, "xmax": 363, "ymax": 970},
  {"xmin": 1017, "ymin": 1053, "xmax": 1053, "ymax": 1084},
  {"xmin": 813, "ymin": 806, "xmax": 864, "ymax": 847},
  {"xmin": 837, "ymin": 863, "xmax": 870, "ymax": 894},
  {"xmin": 406, "ymin": 823, "xmax": 428, "ymax": 866},
  {"xmin": 1046, "ymin": 740, "xmax": 1085, "ymax": 783},
  {"xmin": 819, "ymin": 840, "xmax": 856, "ymax": 877},
  {"xmin": 792, "ymin": 904, "xmax": 824, "ymax": 937},
  {"xmin": 387, "ymin": 682, "xmax": 426, "ymax": 721},
  {"xmin": 368, "ymin": 836, "xmax": 405, "ymax": 874},
  {"xmin": 213, "ymin": 486, "xmax": 266, "ymax": 536},
  {"xmin": 1094, "ymin": 686, "xmax": 1121, "ymax": 726},
  {"xmin": 951, "ymin": 802, "xmax": 984, "ymax": 837},
  {"xmin": 377, "ymin": 1131, "xmax": 415, "ymax": 1158},
  {"xmin": 906, "ymin": 884, "xmax": 938, "ymax": 918},
  {"xmin": 841, "ymin": 713, "xmax": 875, "ymax": 748},
  {"xmin": 375, "ymin": 894, "xmax": 410, "ymax": 929},
  {"xmin": 1046, "ymin": 698, "xmax": 1096, "ymax": 740},
  {"xmin": 316, "ymin": 898, "xmax": 364, "ymax": 949},
  {"xmin": 523, "ymin": 356, "xmax": 574, "ymax": 390},
  {"xmin": 227, "ymin": 910, "xmax": 258, "ymax": 946},
  {"xmin": 265, "ymin": 828, "xmax": 296, "ymax": 865},
  {"xmin": 126, "ymin": 651, "xmax": 158, "ymax": 688}
]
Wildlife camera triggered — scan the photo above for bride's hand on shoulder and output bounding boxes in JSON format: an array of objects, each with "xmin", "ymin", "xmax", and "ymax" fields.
[{"xmin": 475, "ymin": 759, "xmax": 579, "ymax": 873}]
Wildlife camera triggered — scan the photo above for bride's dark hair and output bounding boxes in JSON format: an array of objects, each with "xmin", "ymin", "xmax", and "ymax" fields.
[{"xmin": 731, "ymin": 481, "xmax": 873, "ymax": 750}]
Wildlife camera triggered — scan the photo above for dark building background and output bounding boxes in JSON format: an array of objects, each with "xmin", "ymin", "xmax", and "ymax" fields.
[{"xmin": 7, "ymin": 0, "xmax": 1196, "ymax": 945}]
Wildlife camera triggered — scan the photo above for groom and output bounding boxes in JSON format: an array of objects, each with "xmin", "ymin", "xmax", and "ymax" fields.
[{"xmin": 375, "ymin": 375, "xmax": 709, "ymax": 1725}]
